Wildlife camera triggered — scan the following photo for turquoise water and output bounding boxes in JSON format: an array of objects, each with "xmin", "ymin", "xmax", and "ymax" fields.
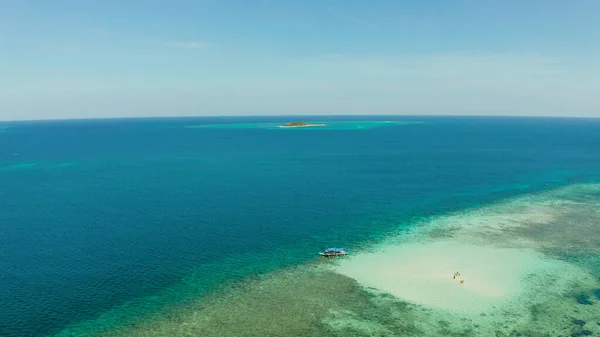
[{"xmin": 1, "ymin": 116, "xmax": 599, "ymax": 336}]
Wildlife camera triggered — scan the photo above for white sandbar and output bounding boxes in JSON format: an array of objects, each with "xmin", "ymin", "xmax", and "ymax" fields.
[{"xmin": 335, "ymin": 241, "xmax": 548, "ymax": 313}]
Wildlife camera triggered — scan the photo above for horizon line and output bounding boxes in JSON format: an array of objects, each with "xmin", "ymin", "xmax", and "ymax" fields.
[{"xmin": 1, "ymin": 113, "xmax": 599, "ymax": 123}]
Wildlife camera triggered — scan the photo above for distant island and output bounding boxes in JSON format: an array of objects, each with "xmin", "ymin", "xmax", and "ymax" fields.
[{"xmin": 279, "ymin": 122, "xmax": 326, "ymax": 128}]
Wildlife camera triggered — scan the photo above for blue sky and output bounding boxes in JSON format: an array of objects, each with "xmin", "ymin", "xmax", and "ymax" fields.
[{"xmin": 1, "ymin": 0, "xmax": 599, "ymax": 120}]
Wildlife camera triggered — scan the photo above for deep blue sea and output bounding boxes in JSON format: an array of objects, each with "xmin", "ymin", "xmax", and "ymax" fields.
[{"xmin": 1, "ymin": 116, "xmax": 599, "ymax": 336}]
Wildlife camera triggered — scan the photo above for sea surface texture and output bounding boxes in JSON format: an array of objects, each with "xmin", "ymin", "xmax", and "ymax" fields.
[{"xmin": 1, "ymin": 116, "xmax": 599, "ymax": 336}]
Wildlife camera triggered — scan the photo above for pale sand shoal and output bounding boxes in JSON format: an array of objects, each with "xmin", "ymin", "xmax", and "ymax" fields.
[{"xmin": 335, "ymin": 241, "xmax": 552, "ymax": 313}]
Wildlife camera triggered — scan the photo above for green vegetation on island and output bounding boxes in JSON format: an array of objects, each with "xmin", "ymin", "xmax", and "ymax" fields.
[{"xmin": 279, "ymin": 122, "xmax": 326, "ymax": 128}]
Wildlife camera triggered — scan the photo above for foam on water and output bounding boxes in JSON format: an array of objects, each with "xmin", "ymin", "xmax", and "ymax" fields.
[{"xmin": 68, "ymin": 183, "xmax": 600, "ymax": 336}]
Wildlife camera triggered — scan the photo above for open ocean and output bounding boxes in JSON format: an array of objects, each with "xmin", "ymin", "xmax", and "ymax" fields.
[{"xmin": 1, "ymin": 116, "xmax": 599, "ymax": 336}]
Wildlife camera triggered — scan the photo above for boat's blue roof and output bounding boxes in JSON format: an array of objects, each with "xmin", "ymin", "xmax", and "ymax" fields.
[{"xmin": 327, "ymin": 248, "xmax": 344, "ymax": 252}]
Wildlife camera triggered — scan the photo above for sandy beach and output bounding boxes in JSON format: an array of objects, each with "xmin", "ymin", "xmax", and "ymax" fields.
[
  {"xmin": 326, "ymin": 184, "xmax": 600, "ymax": 337},
  {"xmin": 58, "ymin": 183, "xmax": 600, "ymax": 337},
  {"xmin": 336, "ymin": 241, "xmax": 551, "ymax": 313}
]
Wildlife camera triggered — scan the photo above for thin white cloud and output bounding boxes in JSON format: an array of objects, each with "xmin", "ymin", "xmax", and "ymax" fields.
[
  {"xmin": 3, "ymin": 51, "xmax": 600, "ymax": 120},
  {"xmin": 165, "ymin": 41, "xmax": 206, "ymax": 49}
]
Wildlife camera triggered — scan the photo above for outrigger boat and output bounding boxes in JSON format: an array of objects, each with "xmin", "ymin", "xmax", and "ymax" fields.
[{"xmin": 319, "ymin": 247, "xmax": 347, "ymax": 257}]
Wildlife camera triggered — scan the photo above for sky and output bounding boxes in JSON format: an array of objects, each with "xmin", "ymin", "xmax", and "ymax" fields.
[{"xmin": 1, "ymin": 0, "xmax": 600, "ymax": 121}]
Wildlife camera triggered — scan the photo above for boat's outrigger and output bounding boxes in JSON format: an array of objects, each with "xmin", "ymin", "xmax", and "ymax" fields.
[{"xmin": 319, "ymin": 247, "xmax": 347, "ymax": 257}]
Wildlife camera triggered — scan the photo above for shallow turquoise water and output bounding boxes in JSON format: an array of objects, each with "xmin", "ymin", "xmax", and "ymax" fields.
[{"xmin": 1, "ymin": 116, "xmax": 599, "ymax": 336}]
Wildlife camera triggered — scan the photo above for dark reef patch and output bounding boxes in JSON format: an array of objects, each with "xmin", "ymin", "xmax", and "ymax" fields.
[
  {"xmin": 571, "ymin": 330, "xmax": 593, "ymax": 337},
  {"xmin": 575, "ymin": 293, "xmax": 594, "ymax": 305}
]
